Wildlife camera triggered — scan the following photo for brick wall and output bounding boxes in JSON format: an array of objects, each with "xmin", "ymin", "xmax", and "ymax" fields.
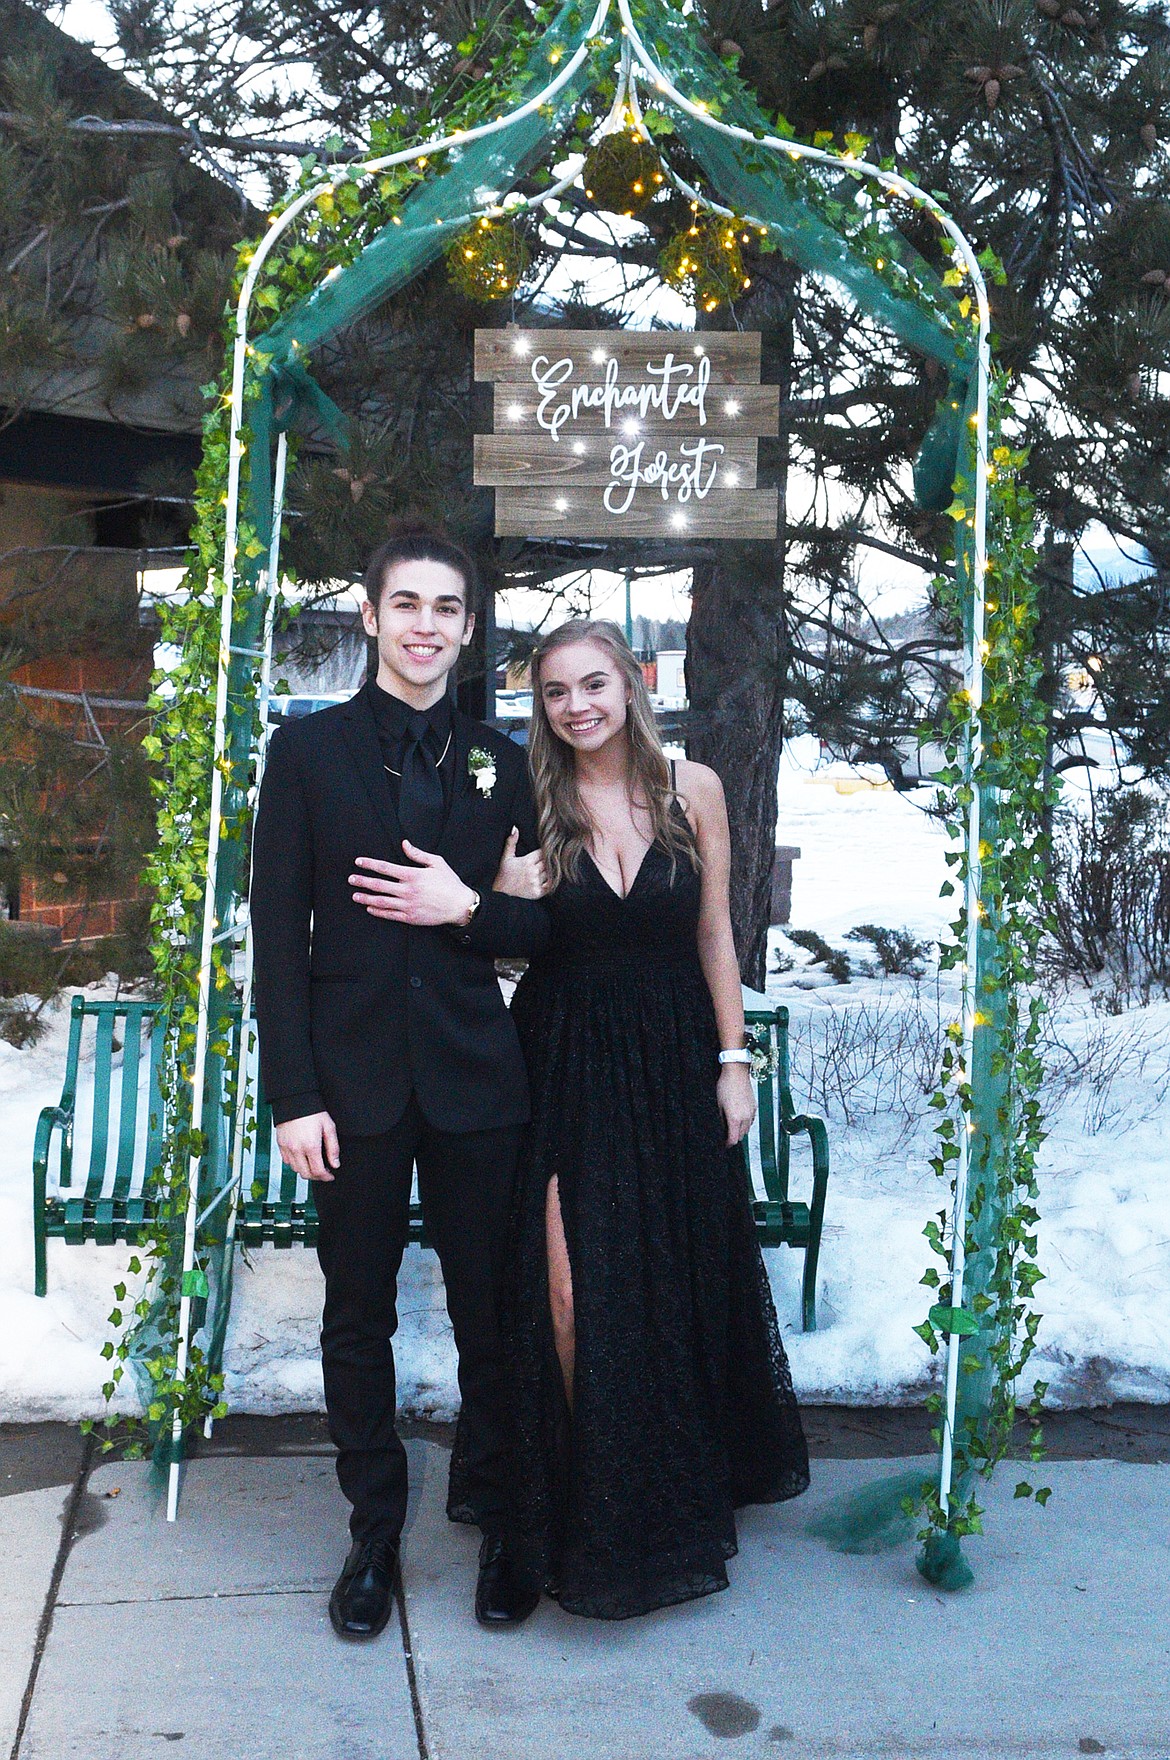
[{"xmin": 1, "ymin": 482, "xmax": 154, "ymax": 945}]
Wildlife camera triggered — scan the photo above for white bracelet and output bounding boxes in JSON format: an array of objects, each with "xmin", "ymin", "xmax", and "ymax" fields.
[{"xmin": 718, "ymin": 1048, "xmax": 751, "ymax": 1065}]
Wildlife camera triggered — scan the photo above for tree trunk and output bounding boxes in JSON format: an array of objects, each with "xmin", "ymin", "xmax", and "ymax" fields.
[
  {"xmin": 685, "ymin": 312, "xmax": 794, "ymax": 989},
  {"xmin": 1036, "ymin": 534, "xmax": 1073, "ymax": 849}
]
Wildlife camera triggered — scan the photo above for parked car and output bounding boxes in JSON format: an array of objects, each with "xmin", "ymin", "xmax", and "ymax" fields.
[{"xmin": 269, "ymin": 690, "xmax": 358, "ymax": 721}]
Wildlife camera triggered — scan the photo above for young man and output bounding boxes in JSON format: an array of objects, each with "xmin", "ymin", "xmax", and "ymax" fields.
[{"xmin": 250, "ymin": 526, "xmax": 546, "ymax": 1638}]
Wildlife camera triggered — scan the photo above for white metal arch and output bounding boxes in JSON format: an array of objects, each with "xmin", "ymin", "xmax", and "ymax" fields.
[{"xmin": 169, "ymin": 0, "xmax": 991, "ymax": 1530}]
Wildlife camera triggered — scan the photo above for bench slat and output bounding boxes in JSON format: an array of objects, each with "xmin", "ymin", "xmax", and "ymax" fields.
[
  {"xmin": 86, "ymin": 1011, "xmax": 116, "ymax": 1200},
  {"xmin": 112, "ymin": 1006, "xmax": 149, "ymax": 1203},
  {"xmin": 143, "ymin": 1012, "xmax": 166, "ymax": 1190}
]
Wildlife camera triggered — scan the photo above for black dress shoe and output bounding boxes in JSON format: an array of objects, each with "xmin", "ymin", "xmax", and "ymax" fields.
[
  {"xmin": 329, "ymin": 1536, "xmax": 398, "ymax": 1639},
  {"xmin": 475, "ymin": 1531, "xmax": 540, "ymax": 1627}
]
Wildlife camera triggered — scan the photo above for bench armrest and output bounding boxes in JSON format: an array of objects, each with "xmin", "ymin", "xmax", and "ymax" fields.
[
  {"xmin": 33, "ymin": 1105, "xmax": 73, "ymax": 1190},
  {"xmin": 33, "ymin": 1103, "xmax": 73, "ymax": 1298}
]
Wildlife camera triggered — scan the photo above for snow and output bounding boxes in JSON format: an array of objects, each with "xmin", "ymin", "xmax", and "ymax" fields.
[{"xmin": 2, "ymin": 738, "xmax": 1167, "ymax": 1421}]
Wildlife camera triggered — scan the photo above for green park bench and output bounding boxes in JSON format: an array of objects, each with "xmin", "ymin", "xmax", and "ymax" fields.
[{"xmin": 32, "ymin": 987, "xmax": 829, "ymax": 1329}]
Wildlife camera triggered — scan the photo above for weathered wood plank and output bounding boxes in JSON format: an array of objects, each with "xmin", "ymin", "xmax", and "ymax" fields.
[
  {"xmin": 494, "ymin": 486, "xmax": 779, "ymax": 540},
  {"xmin": 475, "ymin": 327, "xmax": 762, "ymax": 383},
  {"xmin": 474, "ymin": 432, "xmax": 759, "ymax": 488},
  {"xmin": 490, "ymin": 382, "xmax": 779, "ymax": 437}
]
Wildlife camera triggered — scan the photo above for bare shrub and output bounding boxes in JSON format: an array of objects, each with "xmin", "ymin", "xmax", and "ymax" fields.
[
  {"xmin": 787, "ymin": 978, "xmax": 1169, "ymax": 1144},
  {"xmin": 786, "ymin": 978, "xmax": 948, "ymax": 1138},
  {"xmin": 1039, "ymin": 1009, "xmax": 1170, "ymax": 1136},
  {"xmin": 1046, "ymin": 789, "xmax": 1170, "ymax": 1008}
]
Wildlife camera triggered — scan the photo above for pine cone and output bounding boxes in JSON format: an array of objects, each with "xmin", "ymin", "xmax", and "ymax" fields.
[
  {"xmin": 1127, "ymin": 372, "xmax": 1143, "ymax": 399},
  {"xmin": 1061, "ymin": 8, "xmax": 1088, "ymax": 27},
  {"xmin": 985, "ymin": 78, "xmax": 1001, "ymax": 107},
  {"xmin": 333, "ymin": 467, "xmax": 376, "ymax": 503},
  {"xmin": 719, "ymin": 38, "xmax": 743, "ymax": 57},
  {"xmin": 175, "ymin": 312, "xmax": 192, "ymax": 337},
  {"xmin": 1141, "ymin": 122, "xmax": 1159, "ymax": 149},
  {"xmin": 1037, "ymin": 0, "xmax": 1062, "ymax": 14},
  {"xmin": 1140, "ymin": 268, "xmax": 1169, "ymax": 286},
  {"xmin": 135, "ymin": 313, "xmax": 157, "ymax": 329},
  {"xmin": 863, "ymin": 22, "xmax": 879, "ymax": 51},
  {"xmin": 965, "ymin": 64, "xmax": 993, "ymax": 81}
]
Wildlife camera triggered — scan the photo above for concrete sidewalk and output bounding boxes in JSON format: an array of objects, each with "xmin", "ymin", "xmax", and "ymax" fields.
[{"xmin": 3, "ymin": 1422, "xmax": 1169, "ymax": 1760}]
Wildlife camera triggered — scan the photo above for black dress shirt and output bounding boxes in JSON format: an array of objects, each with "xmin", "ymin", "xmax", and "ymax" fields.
[{"xmin": 366, "ymin": 678, "xmax": 455, "ymax": 823}]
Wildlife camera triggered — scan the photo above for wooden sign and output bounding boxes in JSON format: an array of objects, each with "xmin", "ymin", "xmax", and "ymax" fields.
[{"xmin": 473, "ymin": 328, "xmax": 778, "ymax": 540}]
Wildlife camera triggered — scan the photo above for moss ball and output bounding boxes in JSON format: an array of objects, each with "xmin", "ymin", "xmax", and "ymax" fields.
[
  {"xmin": 659, "ymin": 214, "xmax": 750, "ymax": 311},
  {"xmin": 446, "ymin": 219, "xmax": 530, "ymax": 300},
  {"xmin": 582, "ymin": 132, "xmax": 665, "ymax": 216}
]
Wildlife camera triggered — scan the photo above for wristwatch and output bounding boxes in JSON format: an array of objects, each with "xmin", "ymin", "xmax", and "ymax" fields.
[
  {"xmin": 460, "ymin": 888, "xmax": 482, "ymax": 929},
  {"xmin": 718, "ymin": 1048, "xmax": 751, "ymax": 1065}
]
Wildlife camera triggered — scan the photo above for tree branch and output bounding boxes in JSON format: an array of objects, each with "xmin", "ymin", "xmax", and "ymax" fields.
[{"xmin": 0, "ymin": 112, "xmax": 358, "ymax": 161}]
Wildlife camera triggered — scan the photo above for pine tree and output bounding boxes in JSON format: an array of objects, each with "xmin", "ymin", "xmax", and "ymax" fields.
[
  {"xmin": 68, "ymin": 0, "xmax": 1170, "ymax": 979},
  {"xmin": 687, "ymin": 0, "xmax": 1170, "ymax": 972}
]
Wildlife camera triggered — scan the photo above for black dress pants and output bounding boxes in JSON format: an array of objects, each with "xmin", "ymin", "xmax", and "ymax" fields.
[{"xmin": 312, "ymin": 1096, "xmax": 522, "ymax": 1543}]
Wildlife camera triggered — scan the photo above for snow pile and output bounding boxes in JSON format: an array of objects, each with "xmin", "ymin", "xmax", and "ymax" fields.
[{"xmin": 1, "ymin": 738, "xmax": 1167, "ymax": 1419}]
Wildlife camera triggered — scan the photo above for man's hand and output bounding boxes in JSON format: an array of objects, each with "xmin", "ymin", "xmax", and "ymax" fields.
[
  {"xmin": 351, "ymin": 842, "xmax": 477, "ymax": 926},
  {"xmin": 493, "ymin": 826, "xmax": 549, "ymax": 899},
  {"xmin": 276, "ymin": 1110, "xmax": 340, "ymax": 1183}
]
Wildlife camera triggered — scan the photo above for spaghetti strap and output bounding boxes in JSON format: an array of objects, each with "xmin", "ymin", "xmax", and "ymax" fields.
[{"xmin": 669, "ymin": 757, "xmax": 677, "ymax": 794}]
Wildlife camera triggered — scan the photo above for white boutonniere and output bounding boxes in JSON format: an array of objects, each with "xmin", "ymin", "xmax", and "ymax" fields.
[{"xmin": 468, "ymin": 746, "xmax": 496, "ymax": 798}]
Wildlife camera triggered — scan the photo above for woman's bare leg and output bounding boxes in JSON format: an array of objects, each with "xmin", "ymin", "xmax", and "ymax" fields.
[{"xmin": 545, "ymin": 1175, "xmax": 575, "ymax": 1410}]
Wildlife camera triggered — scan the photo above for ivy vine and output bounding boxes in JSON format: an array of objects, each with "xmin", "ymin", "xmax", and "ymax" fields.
[{"xmin": 913, "ymin": 375, "xmax": 1056, "ymax": 1543}]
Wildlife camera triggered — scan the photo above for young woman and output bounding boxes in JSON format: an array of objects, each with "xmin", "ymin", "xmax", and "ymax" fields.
[{"xmin": 494, "ymin": 619, "xmax": 808, "ymax": 1620}]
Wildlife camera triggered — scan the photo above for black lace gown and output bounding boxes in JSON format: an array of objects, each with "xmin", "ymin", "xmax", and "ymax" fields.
[{"xmin": 504, "ymin": 832, "xmax": 810, "ymax": 1620}]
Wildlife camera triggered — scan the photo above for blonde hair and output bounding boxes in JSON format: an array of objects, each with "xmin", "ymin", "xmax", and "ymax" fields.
[{"xmin": 527, "ymin": 619, "xmax": 698, "ymax": 890}]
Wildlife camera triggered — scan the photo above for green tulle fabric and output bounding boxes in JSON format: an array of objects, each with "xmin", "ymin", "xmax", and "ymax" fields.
[{"xmin": 805, "ymin": 1470, "xmax": 929, "ymax": 1556}]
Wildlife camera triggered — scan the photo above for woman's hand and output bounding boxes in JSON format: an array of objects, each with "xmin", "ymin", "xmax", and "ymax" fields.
[
  {"xmin": 493, "ymin": 826, "xmax": 549, "ymax": 898},
  {"xmin": 717, "ymin": 1062, "xmax": 756, "ymax": 1147}
]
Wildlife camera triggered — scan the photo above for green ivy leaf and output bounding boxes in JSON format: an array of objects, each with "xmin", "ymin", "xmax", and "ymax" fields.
[{"xmin": 928, "ymin": 1305, "xmax": 980, "ymax": 1337}]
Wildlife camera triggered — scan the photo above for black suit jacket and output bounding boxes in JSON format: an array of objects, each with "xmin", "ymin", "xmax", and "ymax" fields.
[{"xmin": 250, "ymin": 690, "xmax": 549, "ymax": 1136}]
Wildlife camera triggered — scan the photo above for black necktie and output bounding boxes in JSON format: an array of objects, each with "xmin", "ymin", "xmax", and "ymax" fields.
[{"xmin": 398, "ymin": 710, "xmax": 444, "ymax": 851}]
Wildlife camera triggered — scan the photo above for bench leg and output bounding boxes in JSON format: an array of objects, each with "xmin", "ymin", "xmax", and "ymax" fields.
[
  {"xmin": 801, "ymin": 1237, "xmax": 818, "ymax": 1333},
  {"xmin": 799, "ymin": 1118, "xmax": 830, "ymax": 1333},
  {"xmin": 33, "ymin": 1168, "xmax": 47, "ymax": 1298}
]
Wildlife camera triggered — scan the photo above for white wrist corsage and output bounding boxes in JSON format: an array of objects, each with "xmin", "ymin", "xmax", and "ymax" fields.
[
  {"xmin": 745, "ymin": 1027, "xmax": 779, "ymax": 1082},
  {"xmin": 468, "ymin": 746, "xmax": 496, "ymax": 798}
]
